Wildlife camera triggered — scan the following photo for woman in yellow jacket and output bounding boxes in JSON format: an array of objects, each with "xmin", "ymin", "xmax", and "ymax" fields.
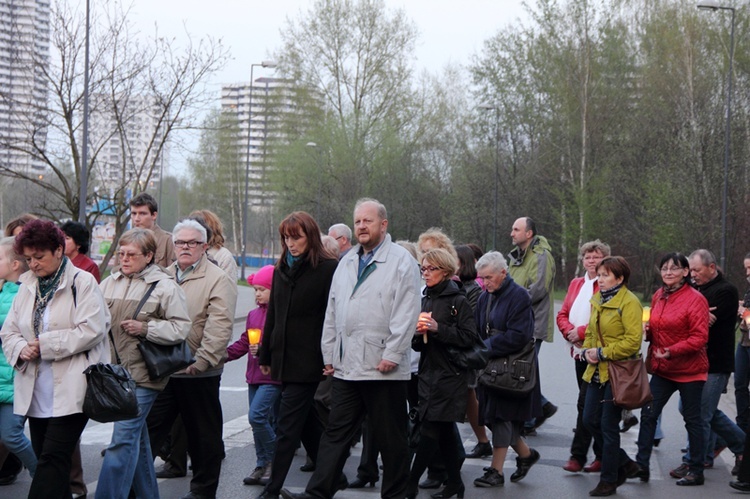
[{"xmin": 580, "ymin": 256, "xmax": 642, "ymax": 497}]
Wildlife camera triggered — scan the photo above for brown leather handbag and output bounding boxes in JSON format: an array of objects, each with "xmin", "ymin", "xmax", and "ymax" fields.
[{"xmin": 596, "ymin": 318, "xmax": 653, "ymax": 410}]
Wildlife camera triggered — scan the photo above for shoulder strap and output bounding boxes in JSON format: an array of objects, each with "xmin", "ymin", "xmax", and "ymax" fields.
[
  {"xmin": 484, "ymin": 294, "xmax": 493, "ymax": 336},
  {"xmin": 132, "ymin": 282, "xmax": 158, "ymax": 320},
  {"xmin": 108, "ymin": 330, "xmax": 122, "ymax": 365},
  {"xmin": 71, "ymin": 272, "xmax": 80, "ymax": 307}
]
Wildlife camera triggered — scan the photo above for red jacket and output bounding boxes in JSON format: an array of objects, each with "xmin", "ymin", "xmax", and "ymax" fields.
[
  {"xmin": 647, "ymin": 283, "xmax": 709, "ymax": 382},
  {"xmin": 557, "ymin": 276, "xmax": 599, "ymax": 357}
]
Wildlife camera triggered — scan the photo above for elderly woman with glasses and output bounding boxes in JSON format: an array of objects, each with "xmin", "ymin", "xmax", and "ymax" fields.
[
  {"xmin": 96, "ymin": 228, "xmax": 191, "ymax": 499},
  {"xmin": 406, "ymin": 248, "xmax": 480, "ymax": 499},
  {"xmin": 630, "ymin": 253, "xmax": 709, "ymax": 486}
]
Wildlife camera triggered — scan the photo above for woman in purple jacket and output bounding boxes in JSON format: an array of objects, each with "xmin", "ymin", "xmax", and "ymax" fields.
[{"xmin": 226, "ymin": 265, "xmax": 281, "ymax": 487}]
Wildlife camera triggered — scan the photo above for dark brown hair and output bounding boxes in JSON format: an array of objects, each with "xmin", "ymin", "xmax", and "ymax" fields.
[
  {"xmin": 278, "ymin": 211, "xmax": 335, "ymax": 268},
  {"xmin": 597, "ymin": 256, "xmax": 631, "ymax": 286},
  {"xmin": 5, "ymin": 213, "xmax": 38, "ymax": 237},
  {"xmin": 14, "ymin": 219, "xmax": 65, "ymax": 255}
]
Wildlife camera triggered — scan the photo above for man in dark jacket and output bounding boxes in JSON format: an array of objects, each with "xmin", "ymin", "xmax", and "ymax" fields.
[{"xmin": 674, "ymin": 249, "xmax": 745, "ymax": 479}]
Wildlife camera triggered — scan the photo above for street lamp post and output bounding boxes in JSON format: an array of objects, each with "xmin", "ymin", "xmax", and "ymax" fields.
[
  {"xmin": 78, "ymin": 0, "xmax": 91, "ymax": 223},
  {"xmin": 698, "ymin": 1, "xmax": 735, "ymax": 273},
  {"xmin": 241, "ymin": 60, "xmax": 277, "ymax": 281},
  {"xmin": 479, "ymin": 103, "xmax": 500, "ymax": 250},
  {"xmin": 306, "ymin": 142, "xmax": 323, "ymax": 220}
]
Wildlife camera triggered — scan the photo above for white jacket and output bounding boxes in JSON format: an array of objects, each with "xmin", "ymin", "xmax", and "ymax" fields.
[
  {"xmin": 1, "ymin": 262, "xmax": 111, "ymax": 417},
  {"xmin": 321, "ymin": 234, "xmax": 421, "ymax": 381}
]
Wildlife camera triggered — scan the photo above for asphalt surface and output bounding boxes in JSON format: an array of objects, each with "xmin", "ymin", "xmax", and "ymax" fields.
[{"xmin": 2, "ymin": 286, "xmax": 745, "ymax": 498}]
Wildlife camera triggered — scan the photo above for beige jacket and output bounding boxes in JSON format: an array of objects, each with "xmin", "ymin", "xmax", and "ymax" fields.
[
  {"xmin": 168, "ymin": 254, "xmax": 237, "ymax": 375},
  {"xmin": 0, "ymin": 262, "xmax": 111, "ymax": 416},
  {"xmin": 100, "ymin": 264, "xmax": 191, "ymax": 390},
  {"xmin": 152, "ymin": 225, "xmax": 176, "ymax": 268},
  {"xmin": 207, "ymin": 246, "xmax": 238, "ymax": 284}
]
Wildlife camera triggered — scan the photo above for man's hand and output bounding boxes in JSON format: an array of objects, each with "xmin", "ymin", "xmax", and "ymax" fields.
[
  {"xmin": 709, "ymin": 306, "xmax": 717, "ymax": 326},
  {"xmin": 260, "ymin": 365, "xmax": 270, "ymax": 376},
  {"xmin": 185, "ymin": 365, "xmax": 200, "ymax": 375},
  {"xmin": 376, "ymin": 359, "xmax": 397, "ymax": 373},
  {"xmin": 323, "ymin": 364, "xmax": 334, "ymax": 376}
]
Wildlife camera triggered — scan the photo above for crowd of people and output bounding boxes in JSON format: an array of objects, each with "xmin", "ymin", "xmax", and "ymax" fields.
[{"xmin": 0, "ymin": 195, "xmax": 748, "ymax": 499}]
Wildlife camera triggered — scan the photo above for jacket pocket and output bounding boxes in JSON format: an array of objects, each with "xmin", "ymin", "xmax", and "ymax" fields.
[{"xmin": 363, "ymin": 336, "xmax": 386, "ymax": 368}]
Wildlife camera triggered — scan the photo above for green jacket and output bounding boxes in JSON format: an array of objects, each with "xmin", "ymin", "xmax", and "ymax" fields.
[
  {"xmin": 508, "ymin": 235, "xmax": 556, "ymax": 341},
  {"xmin": 0, "ymin": 281, "xmax": 20, "ymax": 404},
  {"xmin": 582, "ymin": 287, "xmax": 643, "ymax": 384}
]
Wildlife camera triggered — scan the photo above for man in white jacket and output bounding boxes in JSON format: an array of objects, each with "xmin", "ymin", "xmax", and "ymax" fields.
[{"xmin": 281, "ymin": 198, "xmax": 421, "ymax": 499}]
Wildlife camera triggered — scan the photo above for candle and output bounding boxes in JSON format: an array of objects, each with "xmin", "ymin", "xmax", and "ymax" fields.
[
  {"xmin": 418, "ymin": 312, "xmax": 432, "ymax": 343},
  {"xmin": 642, "ymin": 306, "xmax": 651, "ymax": 323},
  {"xmin": 743, "ymin": 310, "xmax": 750, "ymax": 326},
  {"xmin": 247, "ymin": 328, "xmax": 262, "ymax": 345}
]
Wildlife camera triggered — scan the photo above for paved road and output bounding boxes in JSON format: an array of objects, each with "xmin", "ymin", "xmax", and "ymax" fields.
[{"xmin": 2, "ymin": 288, "xmax": 745, "ymax": 498}]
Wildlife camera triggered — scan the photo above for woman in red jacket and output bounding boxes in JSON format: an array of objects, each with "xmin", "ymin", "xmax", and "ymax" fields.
[
  {"xmin": 556, "ymin": 240, "xmax": 609, "ymax": 473},
  {"xmin": 631, "ymin": 253, "xmax": 709, "ymax": 486}
]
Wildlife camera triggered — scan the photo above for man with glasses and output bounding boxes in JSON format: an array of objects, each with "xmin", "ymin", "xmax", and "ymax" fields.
[
  {"xmin": 327, "ymin": 223, "xmax": 353, "ymax": 257},
  {"xmin": 146, "ymin": 219, "xmax": 237, "ymax": 499},
  {"xmin": 127, "ymin": 193, "xmax": 175, "ymax": 267}
]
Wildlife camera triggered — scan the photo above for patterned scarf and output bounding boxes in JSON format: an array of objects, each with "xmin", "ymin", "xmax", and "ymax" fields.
[
  {"xmin": 33, "ymin": 256, "xmax": 68, "ymax": 338},
  {"xmin": 600, "ymin": 282, "xmax": 623, "ymax": 304}
]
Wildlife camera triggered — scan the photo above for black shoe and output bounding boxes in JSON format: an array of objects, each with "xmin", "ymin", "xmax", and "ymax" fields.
[
  {"xmin": 730, "ymin": 480, "xmax": 750, "ymax": 492},
  {"xmin": 628, "ymin": 464, "xmax": 649, "ymax": 483},
  {"xmin": 620, "ymin": 415, "xmax": 638, "ymax": 433},
  {"xmin": 618, "ymin": 460, "xmax": 639, "ymax": 487},
  {"xmin": 734, "ymin": 456, "xmax": 743, "ymax": 476},
  {"xmin": 675, "ymin": 472, "xmax": 704, "ymax": 486},
  {"xmin": 419, "ymin": 477, "xmax": 447, "ymax": 489},
  {"xmin": 156, "ymin": 466, "xmax": 187, "ymax": 479},
  {"xmin": 510, "ymin": 448, "xmax": 539, "ymax": 482},
  {"xmin": 654, "ymin": 438, "xmax": 662, "ymax": 447},
  {"xmin": 256, "ymin": 493, "xmax": 279, "ymax": 499},
  {"xmin": 473, "ymin": 467, "xmax": 504, "ymax": 487},
  {"xmin": 533, "ymin": 402, "xmax": 558, "ymax": 430},
  {"xmin": 299, "ymin": 462, "xmax": 315, "ymax": 472},
  {"xmin": 280, "ymin": 489, "xmax": 315, "ymax": 499},
  {"xmin": 431, "ymin": 483, "xmax": 465, "ymax": 499},
  {"xmin": 348, "ymin": 477, "xmax": 377, "ymax": 488},
  {"xmin": 0, "ymin": 473, "xmax": 18, "ymax": 486},
  {"xmin": 589, "ymin": 481, "xmax": 617, "ymax": 497},
  {"xmin": 466, "ymin": 441, "xmax": 492, "ymax": 459},
  {"xmin": 179, "ymin": 493, "xmax": 214, "ymax": 499}
]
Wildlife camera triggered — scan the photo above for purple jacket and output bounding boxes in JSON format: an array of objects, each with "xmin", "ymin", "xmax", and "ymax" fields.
[{"xmin": 227, "ymin": 304, "xmax": 279, "ymax": 385}]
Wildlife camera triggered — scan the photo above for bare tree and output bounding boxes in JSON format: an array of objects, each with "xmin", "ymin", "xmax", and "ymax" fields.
[{"xmin": 0, "ymin": 0, "xmax": 228, "ymax": 269}]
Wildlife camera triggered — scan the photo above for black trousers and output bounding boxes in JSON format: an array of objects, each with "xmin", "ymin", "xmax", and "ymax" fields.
[
  {"xmin": 27, "ymin": 412, "xmax": 88, "ymax": 499},
  {"xmin": 147, "ymin": 376, "xmax": 224, "ymax": 497},
  {"xmin": 306, "ymin": 378, "xmax": 409, "ymax": 499},
  {"xmin": 264, "ymin": 382, "xmax": 322, "ymax": 494},
  {"xmin": 570, "ymin": 358, "xmax": 602, "ymax": 464}
]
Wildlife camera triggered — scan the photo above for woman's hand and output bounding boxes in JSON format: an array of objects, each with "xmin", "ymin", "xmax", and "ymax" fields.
[
  {"xmin": 584, "ymin": 348, "xmax": 599, "ymax": 365},
  {"xmin": 19, "ymin": 339, "xmax": 40, "ymax": 361},
  {"xmin": 260, "ymin": 365, "xmax": 271, "ymax": 376},
  {"xmin": 417, "ymin": 312, "xmax": 437, "ymax": 333},
  {"xmin": 653, "ymin": 347, "xmax": 671, "ymax": 359},
  {"xmin": 120, "ymin": 319, "xmax": 144, "ymax": 336},
  {"xmin": 565, "ymin": 328, "xmax": 579, "ymax": 343}
]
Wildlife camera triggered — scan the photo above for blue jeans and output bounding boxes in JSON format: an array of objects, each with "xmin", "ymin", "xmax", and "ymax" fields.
[
  {"xmin": 248, "ymin": 384, "xmax": 282, "ymax": 468},
  {"xmin": 636, "ymin": 374, "xmax": 705, "ymax": 474},
  {"xmin": 681, "ymin": 372, "xmax": 745, "ymax": 465},
  {"xmin": 96, "ymin": 386, "xmax": 159, "ymax": 499},
  {"xmin": 582, "ymin": 381, "xmax": 631, "ymax": 484},
  {"xmin": 0, "ymin": 403, "xmax": 36, "ymax": 476},
  {"xmin": 736, "ymin": 343, "xmax": 750, "ymax": 430}
]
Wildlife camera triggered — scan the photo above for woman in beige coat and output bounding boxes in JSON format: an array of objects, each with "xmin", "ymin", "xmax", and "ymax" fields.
[
  {"xmin": 0, "ymin": 219, "xmax": 110, "ymax": 499},
  {"xmin": 96, "ymin": 228, "xmax": 191, "ymax": 499}
]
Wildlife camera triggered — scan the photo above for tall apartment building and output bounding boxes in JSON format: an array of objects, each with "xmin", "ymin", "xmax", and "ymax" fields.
[
  {"xmin": 87, "ymin": 94, "xmax": 168, "ymax": 192},
  {"xmin": 0, "ymin": 0, "xmax": 50, "ymax": 174},
  {"xmin": 221, "ymin": 77, "xmax": 293, "ymax": 208}
]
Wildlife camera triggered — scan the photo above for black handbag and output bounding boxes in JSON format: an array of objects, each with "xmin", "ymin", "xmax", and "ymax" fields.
[
  {"xmin": 476, "ymin": 296, "xmax": 538, "ymax": 397},
  {"xmin": 83, "ymin": 332, "xmax": 139, "ymax": 422},
  {"xmin": 133, "ymin": 282, "xmax": 195, "ymax": 380},
  {"xmin": 445, "ymin": 336, "xmax": 490, "ymax": 370}
]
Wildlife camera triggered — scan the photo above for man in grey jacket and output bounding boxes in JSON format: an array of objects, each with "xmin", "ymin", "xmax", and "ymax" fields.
[{"xmin": 282, "ymin": 198, "xmax": 421, "ymax": 499}]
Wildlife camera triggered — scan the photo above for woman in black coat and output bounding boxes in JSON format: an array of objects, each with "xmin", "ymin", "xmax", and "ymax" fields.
[
  {"xmin": 406, "ymin": 248, "xmax": 480, "ymax": 499},
  {"xmin": 257, "ymin": 211, "xmax": 339, "ymax": 498}
]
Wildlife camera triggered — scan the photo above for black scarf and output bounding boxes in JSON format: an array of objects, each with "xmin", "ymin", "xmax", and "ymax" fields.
[{"xmin": 600, "ymin": 282, "xmax": 623, "ymax": 304}]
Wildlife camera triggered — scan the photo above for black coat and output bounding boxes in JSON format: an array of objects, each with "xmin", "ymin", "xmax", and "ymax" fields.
[
  {"xmin": 475, "ymin": 276, "xmax": 542, "ymax": 423},
  {"xmin": 412, "ymin": 279, "xmax": 478, "ymax": 422},
  {"xmin": 259, "ymin": 257, "xmax": 338, "ymax": 382},
  {"xmin": 696, "ymin": 272, "xmax": 739, "ymax": 373}
]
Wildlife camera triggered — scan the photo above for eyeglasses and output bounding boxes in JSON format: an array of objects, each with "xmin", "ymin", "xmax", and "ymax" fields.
[
  {"xmin": 420, "ymin": 266, "xmax": 441, "ymax": 274},
  {"xmin": 117, "ymin": 251, "xmax": 144, "ymax": 260},
  {"xmin": 174, "ymin": 240, "xmax": 203, "ymax": 248},
  {"xmin": 660, "ymin": 266, "xmax": 684, "ymax": 274},
  {"xmin": 335, "ymin": 235, "xmax": 345, "ymax": 241}
]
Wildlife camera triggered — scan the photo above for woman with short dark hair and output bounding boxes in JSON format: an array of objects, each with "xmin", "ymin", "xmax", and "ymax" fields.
[
  {"xmin": 0, "ymin": 219, "xmax": 110, "ymax": 498},
  {"xmin": 60, "ymin": 220, "xmax": 100, "ymax": 282}
]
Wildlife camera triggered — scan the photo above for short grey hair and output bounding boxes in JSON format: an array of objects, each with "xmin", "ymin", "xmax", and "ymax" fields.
[
  {"xmin": 579, "ymin": 239, "xmax": 611, "ymax": 259},
  {"xmin": 354, "ymin": 197, "xmax": 387, "ymax": 220},
  {"xmin": 689, "ymin": 248, "xmax": 717, "ymax": 267},
  {"xmin": 476, "ymin": 251, "xmax": 508, "ymax": 273},
  {"xmin": 328, "ymin": 223, "xmax": 352, "ymax": 242},
  {"xmin": 172, "ymin": 219, "xmax": 207, "ymax": 243}
]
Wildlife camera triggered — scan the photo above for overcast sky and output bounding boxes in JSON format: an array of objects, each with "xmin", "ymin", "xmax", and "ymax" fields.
[{"xmin": 111, "ymin": 0, "xmax": 529, "ymax": 173}]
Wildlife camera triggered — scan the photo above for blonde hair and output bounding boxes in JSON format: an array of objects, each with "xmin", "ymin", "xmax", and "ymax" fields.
[
  {"xmin": 421, "ymin": 248, "xmax": 458, "ymax": 277},
  {"xmin": 0, "ymin": 236, "xmax": 28, "ymax": 272},
  {"xmin": 417, "ymin": 228, "xmax": 457, "ymax": 263}
]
